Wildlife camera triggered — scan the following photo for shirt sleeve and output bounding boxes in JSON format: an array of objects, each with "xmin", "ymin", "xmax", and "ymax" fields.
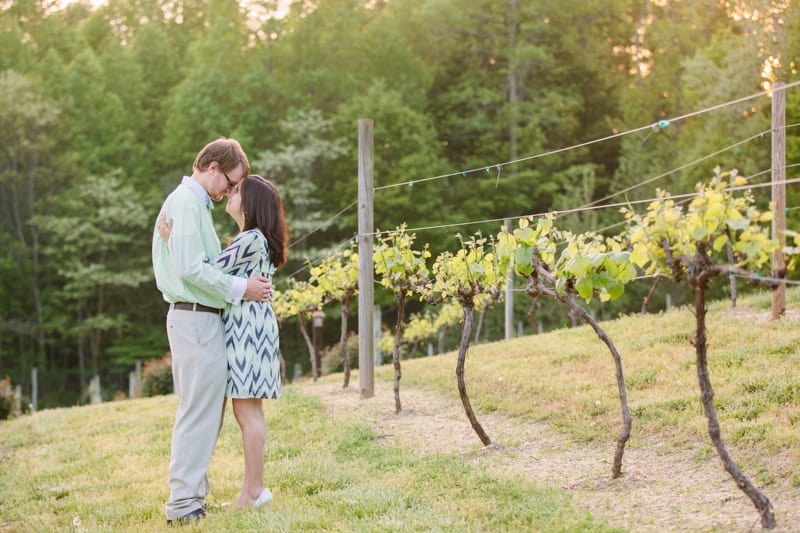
[
  {"xmin": 227, "ymin": 277, "xmax": 246, "ymax": 305},
  {"xmin": 168, "ymin": 204, "xmax": 238, "ymax": 304},
  {"xmin": 216, "ymin": 231, "xmax": 265, "ymax": 305}
]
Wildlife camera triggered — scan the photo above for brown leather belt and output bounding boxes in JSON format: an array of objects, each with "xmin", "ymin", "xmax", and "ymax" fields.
[{"xmin": 172, "ymin": 302, "xmax": 222, "ymax": 314}]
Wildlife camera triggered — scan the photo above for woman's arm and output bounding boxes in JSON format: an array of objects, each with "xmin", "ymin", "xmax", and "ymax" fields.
[{"xmin": 156, "ymin": 210, "xmax": 173, "ymax": 242}]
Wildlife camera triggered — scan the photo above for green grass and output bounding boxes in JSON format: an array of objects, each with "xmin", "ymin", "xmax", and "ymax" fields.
[
  {"xmin": 3, "ymin": 288, "xmax": 800, "ymax": 531},
  {"xmin": 376, "ymin": 287, "xmax": 800, "ymax": 472},
  {"xmin": 0, "ymin": 390, "xmax": 617, "ymax": 532}
]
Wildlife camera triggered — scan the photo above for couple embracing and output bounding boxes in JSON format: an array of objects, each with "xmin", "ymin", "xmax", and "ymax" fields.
[{"xmin": 151, "ymin": 138, "xmax": 288, "ymax": 525}]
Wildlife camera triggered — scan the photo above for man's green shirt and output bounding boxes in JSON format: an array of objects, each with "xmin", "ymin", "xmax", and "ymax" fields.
[{"xmin": 152, "ymin": 177, "xmax": 245, "ymax": 308}]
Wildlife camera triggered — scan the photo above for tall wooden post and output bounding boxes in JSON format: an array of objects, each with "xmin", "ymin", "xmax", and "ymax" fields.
[
  {"xmin": 771, "ymin": 82, "xmax": 786, "ymax": 319},
  {"xmin": 358, "ymin": 119, "xmax": 375, "ymax": 398}
]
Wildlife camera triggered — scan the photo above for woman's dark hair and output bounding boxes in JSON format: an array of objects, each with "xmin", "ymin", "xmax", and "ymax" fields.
[{"xmin": 240, "ymin": 175, "xmax": 288, "ymax": 268}]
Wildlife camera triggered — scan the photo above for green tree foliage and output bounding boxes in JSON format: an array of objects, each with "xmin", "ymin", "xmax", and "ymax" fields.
[
  {"xmin": 35, "ymin": 172, "xmax": 152, "ymax": 398},
  {"xmin": 334, "ymin": 81, "xmax": 449, "ymax": 249},
  {"xmin": 1, "ymin": 0, "xmax": 797, "ymax": 406},
  {"xmin": 0, "ymin": 70, "xmax": 64, "ymax": 372},
  {"xmin": 254, "ymin": 109, "xmax": 347, "ymax": 260}
]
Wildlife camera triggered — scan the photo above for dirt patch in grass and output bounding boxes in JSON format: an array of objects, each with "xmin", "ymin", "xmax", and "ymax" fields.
[{"xmin": 292, "ymin": 378, "xmax": 800, "ymax": 532}]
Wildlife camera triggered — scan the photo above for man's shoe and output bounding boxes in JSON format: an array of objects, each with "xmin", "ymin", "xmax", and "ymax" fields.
[{"xmin": 166, "ymin": 507, "xmax": 206, "ymax": 526}]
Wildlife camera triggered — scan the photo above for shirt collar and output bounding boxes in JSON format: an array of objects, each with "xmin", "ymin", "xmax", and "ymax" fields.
[{"xmin": 181, "ymin": 176, "xmax": 213, "ymax": 209}]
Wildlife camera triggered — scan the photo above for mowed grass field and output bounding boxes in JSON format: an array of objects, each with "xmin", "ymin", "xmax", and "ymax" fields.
[
  {"xmin": 0, "ymin": 389, "xmax": 615, "ymax": 531},
  {"xmin": 2, "ymin": 287, "xmax": 800, "ymax": 531}
]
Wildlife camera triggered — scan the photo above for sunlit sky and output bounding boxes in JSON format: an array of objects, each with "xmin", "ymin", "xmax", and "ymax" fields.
[
  {"xmin": 58, "ymin": 0, "xmax": 291, "ymax": 18},
  {"xmin": 51, "ymin": 0, "xmax": 790, "ymax": 87}
]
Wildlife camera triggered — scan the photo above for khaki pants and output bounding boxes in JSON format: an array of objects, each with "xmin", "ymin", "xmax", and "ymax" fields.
[{"xmin": 164, "ymin": 307, "xmax": 227, "ymax": 519}]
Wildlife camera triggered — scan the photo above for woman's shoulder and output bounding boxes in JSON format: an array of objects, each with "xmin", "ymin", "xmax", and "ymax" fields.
[{"xmin": 234, "ymin": 229, "xmax": 269, "ymax": 248}]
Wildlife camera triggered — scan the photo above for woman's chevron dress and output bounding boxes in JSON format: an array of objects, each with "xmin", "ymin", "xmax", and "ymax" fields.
[{"xmin": 215, "ymin": 229, "xmax": 281, "ymax": 399}]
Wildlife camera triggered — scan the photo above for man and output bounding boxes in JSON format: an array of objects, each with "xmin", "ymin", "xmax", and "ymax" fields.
[{"xmin": 152, "ymin": 137, "xmax": 271, "ymax": 525}]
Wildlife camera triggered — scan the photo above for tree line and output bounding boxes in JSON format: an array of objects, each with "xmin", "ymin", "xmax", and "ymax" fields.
[{"xmin": 1, "ymin": 0, "xmax": 798, "ymax": 407}]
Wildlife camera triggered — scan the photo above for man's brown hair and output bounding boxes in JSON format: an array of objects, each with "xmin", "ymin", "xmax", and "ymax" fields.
[{"xmin": 193, "ymin": 137, "xmax": 250, "ymax": 176}]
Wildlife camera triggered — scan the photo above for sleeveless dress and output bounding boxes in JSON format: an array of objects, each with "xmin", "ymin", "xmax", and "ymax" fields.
[{"xmin": 214, "ymin": 229, "xmax": 281, "ymax": 399}]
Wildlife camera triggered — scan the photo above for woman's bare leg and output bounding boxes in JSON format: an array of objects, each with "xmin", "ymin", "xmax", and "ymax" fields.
[{"xmin": 232, "ymin": 397, "xmax": 266, "ymax": 506}]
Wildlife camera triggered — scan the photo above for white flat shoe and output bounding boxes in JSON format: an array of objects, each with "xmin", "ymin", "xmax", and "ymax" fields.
[{"xmin": 254, "ymin": 487, "xmax": 273, "ymax": 508}]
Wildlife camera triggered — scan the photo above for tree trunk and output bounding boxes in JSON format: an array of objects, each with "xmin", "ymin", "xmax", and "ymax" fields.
[
  {"xmin": 456, "ymin": 305, "xmax": 491, "ymax": 445},
  {"xmin": 438, "ymin": 325, "xmax": 448, "ymax": 355},
  {"xmin": 77, "ymin": 302, "xmax": 86, "ymax": 402},
  {"xmin": 298, "ymin": 314, "xmax": 317, "ymax": 381},
  {"xmin": 276, "ymin": 319, "xmax": 288, "ymax": 385},
  {"xmin": 409, "ymin": 341, "xmax": 420, "ymax": 359},
  {"xmin": 690, "ymin": 271, "xmax": 775, "ymax": 528},
  {"xmin": 340, "ymin": 297, "xmax": 351, "ymax": 388},
  {"xmin": 507, "ymin": 0, "xmax": 520, "ymax": 165},
  {"xmin": 567, "ymin": 307, "xmax": 578, "ymax": 327},
  {"xmin": 473, "ymin": 307, "xmax": 486, "ymax": 345},
  {"xmin": 562, "ymin": 293, "xmax": 630, "ymax": 477},
  {"xmin": 279, "ymin": 347, "xmax": 287, "ymax": 385},
  {"xmin": 530, "ymin": 256, "xmax": 631, "ymax": 478},
  {"xmin": 392, "ymin": 292, "xmax": 405, "ymax": 413},
  {"xmin": 526, "ymin": 296, "xmax": 538, "ymax": 331},
  {"xmin": 633, "ymin": 0, "xmax": 649, "ymax": 87},
  {"xmin": 641, "ymin": 276, "xmax": 662, "ymax": 314},
  {"xmin": 725, "ymin": 229, "xmax": 738, "ymax": 308},
  {"xmin": 26, "ymin": 156, "xmax": 46, "ymax": 370}
]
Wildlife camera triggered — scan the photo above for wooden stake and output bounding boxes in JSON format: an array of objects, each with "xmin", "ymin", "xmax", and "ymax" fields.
[
  {"xmin": 771, "ymin": 83, "xmax": 786, "ymax": 319},
  {"xmin": 358, "ymin": 119, "xmax": 375, "ymax": 398}
]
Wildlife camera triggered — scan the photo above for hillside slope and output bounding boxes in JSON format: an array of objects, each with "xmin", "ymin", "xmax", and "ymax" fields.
[
  {"xmin": 299, "ymin": 287, "xmax": 800, "ymax": 531},
  {"xmin": 2, "ymin": 288, "xmax": 799, "ymax": 531}
]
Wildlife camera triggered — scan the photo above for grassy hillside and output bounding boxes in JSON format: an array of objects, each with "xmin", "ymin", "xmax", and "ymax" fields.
[
  {"xmin": 382, "ymin": 287, "xmax": 800, "ymax": 486},
  {"xmin": 0, "ymin": 389, "xmax": 615, "ymax": 532},
  {"xmin": 2, "ymin": 287, "xmax": 799, "ymax": 532}
]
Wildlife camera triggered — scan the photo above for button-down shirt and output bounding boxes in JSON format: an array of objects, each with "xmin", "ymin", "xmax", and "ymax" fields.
[{"xmin": 152, "ymin": 176, "xmax": 246, "ymax": 307}]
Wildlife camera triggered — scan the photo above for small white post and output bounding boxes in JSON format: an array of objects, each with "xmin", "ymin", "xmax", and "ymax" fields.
[
  {"xmin": 31, "ymin": 367, "xmax": 38, "ymax": 412},
  {"xmin": 504, "ymin": 218, "xmax": 514, "ymax": 339},
  {"xmin": 90, "ymin": 375, "xmax": 102, "ymax": 404},
  {"xmin": 14, "ymin": 385, "xmax": 21, "ymax": 415},
  {"xmin": 373, "ymin": 306, "xmax": 382, "ymax": 367}
]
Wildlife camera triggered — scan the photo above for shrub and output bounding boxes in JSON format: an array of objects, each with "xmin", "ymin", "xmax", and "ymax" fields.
[
  {"xmin": 320, "ymin": 333, "xmax": 359, "ymax": 375},
  {"xmin": 0, "ymin": 376, "xmax": 18, "ymax": 420},
  {"xmin": 140, "ymin": 353, "xmax": 174, "ymax": 397}
]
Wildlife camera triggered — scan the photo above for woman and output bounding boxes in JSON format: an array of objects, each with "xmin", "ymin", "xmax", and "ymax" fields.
[{"xmin": 158, "ymin": 175, "xmax": 287, "ymax": 509}]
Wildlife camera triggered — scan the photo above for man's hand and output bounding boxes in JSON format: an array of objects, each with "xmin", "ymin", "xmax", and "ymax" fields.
[{"xmin": 244, "ymin": 276, "xmax": 272, "ymax": 302}]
